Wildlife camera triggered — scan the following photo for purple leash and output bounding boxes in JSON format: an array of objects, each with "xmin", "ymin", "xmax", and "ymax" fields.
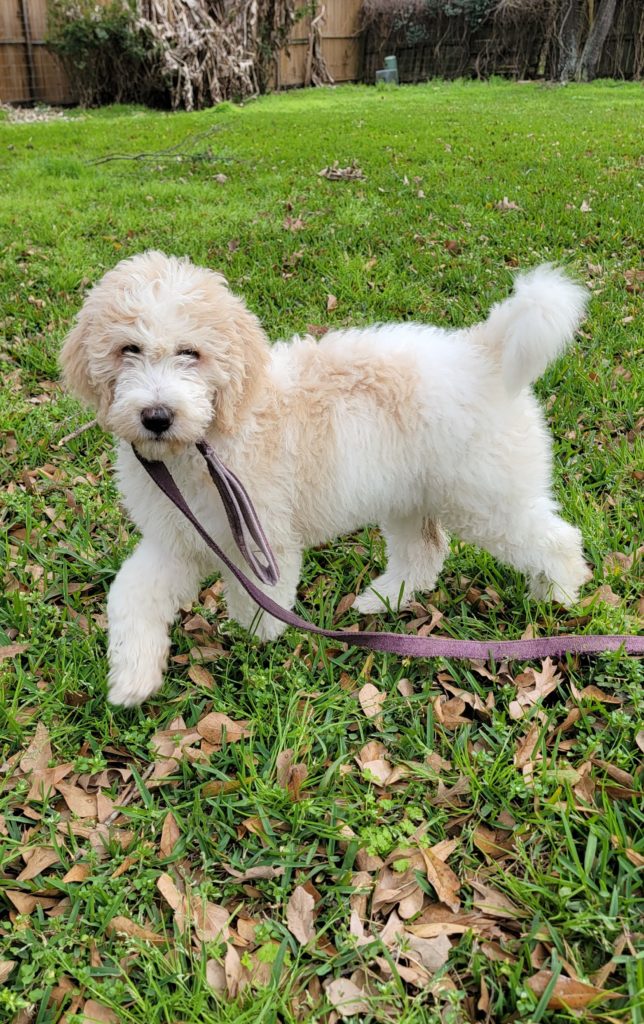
[{"xmin": 134, "ymin": 443, "xmax": 644, "ymax": 661}]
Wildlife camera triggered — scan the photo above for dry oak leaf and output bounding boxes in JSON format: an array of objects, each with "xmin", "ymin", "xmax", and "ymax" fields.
[
  {"xmin": 63, "ymin": 863, "xmax": 91, "ymax": 883},
  {"xmin": 224, "ymin": 943, "xmax": 244, "ymax": 998},
  {"xmin": 56, "ymin": 782, "xmax": 97, "ymax": 819},
  {"xmin": 197, "ymin": 712, "xmax": 250, "ymax": 746},
  {"xmin": 358, "ymin": 683, "xmax": 386, "ymax": 730},
  {"xmin": 17, "ymin": 846, "xmax": 61, "ymax": 881},
  {"xmin": 409, "ymin": 905, "xmax": 502, "ymax": 940},
  {"xmin": 433, "ymin": 694, "xmax": 470, "ymax": 729},
  {"xmin": 81, "ymin": 1001, "xmax": 119, "ymax": 1023},
  {"xmin": 20, "ymin": 722, "xmax": 51, "ymax": 773},
  {"xmin": 0, "ymin": 642, "xmax": 28, "ymax": 661},
  {"xmin": 472, "ymin": 824, "xmax": 515, "ymax": 859},
  {"xmin": 223, "ymin": 863, "xmax": 285, "ymax": 882},
  {"xmin": 324, "ymin": 977, "xmax": 369, "ymax": 1017},
  {"xmin": 205, "ymin": 958, "xmax": 226, "ymax": 994},
  {"xmin": 26, "ymin": 763, "xmax": 73, "ymax": 802},
  {"xmin": 286, "ymin": 884, "xmax": 316, "ymax": 945},
  {"xmin": 274, "ymin": 748, "xmax": 308, "ymax": 799},
  {"xmin": 0, "ymin": 960, "xmax": 17, "ymax": 984},
  {"xmin": 160, "ymin": 811, "xmax": 181, "ymax": 858},
  {"xmin": 514, "ymin": 722, "xmax": 540, "ymax": 769},
  {"xmin": 355, "ymin": 739, "xmax": 393, "ymax": 787},
  {"xmin": 404, "ymin": 931, "xmax": 451, "ymax": 972},
  {"xmin": 193, "ymin": 898, "xmax": 229, "ymax": 943},
  {"xmin": 283, "ymin": 215, "xmax": 305, "ymax": 231},
  {"xmin": 106, "ymin": 915, "xmax": 166, "ymax": 945},
  {"xmin": 526, "ymin": 970, "xmax": 618, "ymax": 1010},
  {"xmin": 188, "ymin": 664, "xmax": 215, "ymax": 689},
  {"xmin": 421, "ymin": 847, "xmax": 460, "ymax": 912},
  {"xmin": 509, "ymin": 657, "xmax": 563, "ymax": 719}
]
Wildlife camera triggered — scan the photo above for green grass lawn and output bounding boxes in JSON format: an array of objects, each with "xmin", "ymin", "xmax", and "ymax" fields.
[{"xmin": 0, "ymin": 80, "xmax": 642, "ymax": 1024}]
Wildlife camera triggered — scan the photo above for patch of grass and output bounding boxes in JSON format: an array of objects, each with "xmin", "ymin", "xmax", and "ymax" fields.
[{"xmin": 1, "ymin": 81, "xmax": 642, "ymax": 1023}]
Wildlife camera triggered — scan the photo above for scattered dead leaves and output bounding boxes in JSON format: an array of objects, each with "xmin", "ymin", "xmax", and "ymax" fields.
[
  {"xmin": 495, "ymin": 197, "xmax": 521, "ymax": 211},
  {"xmin": 318, "ymin": 161, "xmax": 365, "ymax": 181}
]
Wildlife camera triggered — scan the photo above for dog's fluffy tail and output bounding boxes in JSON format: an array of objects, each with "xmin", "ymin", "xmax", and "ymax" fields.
[{"xmin": 483, "ymin": 265, "xmax": 588, "ymax": 396}]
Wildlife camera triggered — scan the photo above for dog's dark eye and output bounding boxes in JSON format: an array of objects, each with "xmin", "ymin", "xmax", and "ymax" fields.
[
  {"xmin": 121, "ymin": 344, "xmax": 141, "ymax": 355},
  {"xmin": 178, "ymin": 349, "xmax": 200, "ymax": 359}
]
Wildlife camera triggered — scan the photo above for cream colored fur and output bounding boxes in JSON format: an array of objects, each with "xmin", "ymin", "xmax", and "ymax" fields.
[{"xmin": 60, "ymin": 252, "xmax": 591, "ymax": 706}]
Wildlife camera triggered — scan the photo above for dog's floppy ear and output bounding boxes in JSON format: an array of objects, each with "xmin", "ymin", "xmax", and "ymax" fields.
[
  {"xmin": 213, "ymin": 306, "xmax": 270, "ymax": 434},
  {"xmin": 59, "ymin": 307, "xmax": 99, "ymax": 410}
]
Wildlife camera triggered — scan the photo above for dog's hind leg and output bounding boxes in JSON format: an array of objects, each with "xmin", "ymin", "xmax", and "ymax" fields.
[
  {"xmin": 355, "ymin": 515, "xmax": 449, "ymax": 615},
  {"xmin": 459, "ymin": 504, "xmax": 590, "ymax": 607}
]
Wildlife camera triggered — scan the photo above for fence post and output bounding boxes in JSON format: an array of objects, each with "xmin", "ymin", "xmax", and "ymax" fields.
[{"xmin": 18, "ymin": 0, "xmax": 37, "ymax": 102}]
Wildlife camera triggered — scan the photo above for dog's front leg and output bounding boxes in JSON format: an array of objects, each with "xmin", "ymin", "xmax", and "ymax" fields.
[{"xmin": 106, "ymin": 538, "xmax": 201, "ymax": 707}]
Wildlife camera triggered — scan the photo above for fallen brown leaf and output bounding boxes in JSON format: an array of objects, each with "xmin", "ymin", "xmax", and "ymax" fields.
[
  {"xmin": 81, "ymin": 1000, "xmax": 119, "ymax": 1023},
  {"xmin": 421, "ymin": 847, "xmax": 460, "ymax": 911},
  {"xmin": 106, "ymin": 915, "xmax": 166, "ymax": 945},
  {"xmin": 526, "ymin": 970, "xmax": 618, "ymax": 1009},
  {"xmin": 358, "ymin": 683, "xmax": 386, "ymax": 730},
  {"xmin": 62, "ymin": 863, "xmax": 91, "ymax": 883},
  {"xmin": 160, "ymin": 811, "xmax": 180, "ymax": 858},
  {"xmin": 20, "ymin": 722, "xmax": 51, "ymax": 773},
  {"xmin": 197, "ymin": 712, "xmax": 250, "ymax": 746},
  {"xmin": 324, "ymin": 977, "xmax": 369, "ymax": 1017},
  {"xmin": 472, "ymin": 824, "xmax": 515, "ymax": 859},
  {"xmin": 193, "ymin": 898, "xmax": 229, "ymax": 943},
  {"xmin": 404, "ymin": 930, "xmax": 451, "ymax": 972},
  {"xmin": 0, "ymin": 960, "xmax": 17, "ymax": 984},
  {"xmin": 433, "ymin": 694, "xmax": 470, "ymax": 728},
  {"xmin": 56, "ymin": 782, "xmax": 97, "ymax": 818},
  {"xmin": 223, "ymin": 863, "xmax": 285, "ymax": 882},
  {"xmin": 205, "ymin": 958, "xmax": 226, "ymax": 994},
  {"xmin": 187, "ymin": 664, "xmax": 215, "ymax": 689},
  {"xmin": 17, "ymin": 846, "xmax": 61, "ymax": 881},
  {"xmin": 286, "ymin": 884, "xmax": 316, "ymax": 945},
  {"xmin": 0, "ymin": 642, "xmax": 28, "ymax": 661},
  {"xmin": 224, "ymin": 943, "xmax": 243, "ymax": 998},
  {"xmin": 514, "ymin": 722, "xmax": 540, "ymax": 769}
]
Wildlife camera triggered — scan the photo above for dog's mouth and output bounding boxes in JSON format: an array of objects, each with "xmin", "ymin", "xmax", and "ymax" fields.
[{"xmin": 129, "ymin": 429, "xmax": 195, "ymax": 460}]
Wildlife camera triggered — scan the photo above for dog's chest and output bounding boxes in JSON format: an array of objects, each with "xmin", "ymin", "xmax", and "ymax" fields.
[{"xmin": 117, "ymin": 445, "xmax": 230, "ymax": 567}]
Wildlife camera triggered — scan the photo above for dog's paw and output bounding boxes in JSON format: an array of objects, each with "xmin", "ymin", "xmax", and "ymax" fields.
[
  {"xmin": 107, "ymin": 665, "xmax": 164, "ymax": 707},
  {"xmin": 355, "ymin": 574, "xmax": 409, "ymax": 616},
  {"xmin": 354, "ymin": 590, "xmax": 390, "ymax": 615}
]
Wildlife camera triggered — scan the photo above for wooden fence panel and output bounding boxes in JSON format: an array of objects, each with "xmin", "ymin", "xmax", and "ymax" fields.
[
  {"xmin": 278, "ymin": 0, "xmax": 362, "ymax": 87},
  {"xmin": 0, "ymin": 0, "xmax": 72, "ymax": 104}
]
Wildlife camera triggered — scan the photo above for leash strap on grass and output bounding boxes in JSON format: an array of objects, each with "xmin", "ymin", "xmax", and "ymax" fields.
[{"xmin": 133, "ymin": 443, "xmax": 644, "ymax": 661}]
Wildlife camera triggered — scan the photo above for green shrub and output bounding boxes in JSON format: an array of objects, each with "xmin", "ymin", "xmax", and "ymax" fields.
[{"xmin": 47, "ymin": 0, "xmax": 167, "ymax": 107}]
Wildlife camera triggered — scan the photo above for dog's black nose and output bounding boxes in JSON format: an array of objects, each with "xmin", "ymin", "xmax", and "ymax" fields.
[{"xmin": 141, "ymin": 406, "xmax": 174, "ymax": 435}]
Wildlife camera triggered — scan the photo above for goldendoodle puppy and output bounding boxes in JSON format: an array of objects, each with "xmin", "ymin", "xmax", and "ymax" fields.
[{"xmin": 61, "ymin": 252, "xmax": 590, "ymax": 705}]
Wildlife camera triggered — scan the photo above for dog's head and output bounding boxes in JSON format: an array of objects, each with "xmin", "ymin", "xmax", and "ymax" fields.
[{"xmin": 60, "ymin": 251, "xmax": 269, "ymax": 457}]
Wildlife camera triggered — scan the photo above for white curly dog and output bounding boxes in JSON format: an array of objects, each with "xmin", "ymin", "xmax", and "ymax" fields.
[{"xmin": 61, "ymin": 253, "xmax": 591, "ymax": 706}]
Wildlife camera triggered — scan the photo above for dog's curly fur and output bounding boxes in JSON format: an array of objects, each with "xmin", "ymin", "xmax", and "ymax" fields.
[{"xmin": 61, "ymin": 252, "xmax": 591, "ymax": 706}]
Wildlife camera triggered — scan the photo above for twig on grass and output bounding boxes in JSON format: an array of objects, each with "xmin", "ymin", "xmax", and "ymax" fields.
[
  {"xmin": 58, "ymin": 419, "xmax": 98, "ymax": 447},
  {"xmin": 88, "ymin": 124, "xmax": 222, "ymax": 165}
]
